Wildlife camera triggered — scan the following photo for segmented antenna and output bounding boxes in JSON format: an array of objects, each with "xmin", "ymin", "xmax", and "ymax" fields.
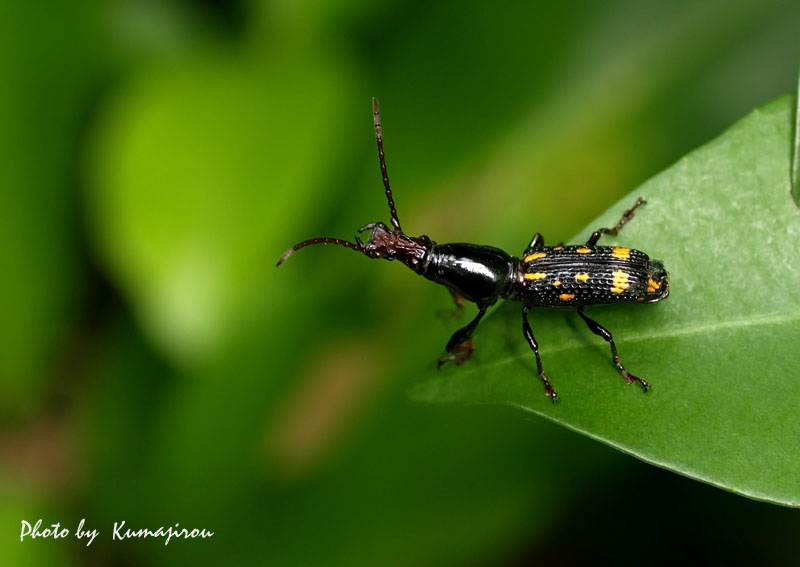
[
  {"xmin": 277, "ymin": 99, "xmax": 405, "ymax": 267},
  {"xmin": 276, "ymin": 237, "xmax": 363, "ymax": 267},
  {"xmin": 372, "ymin": 98, "xmax": 402, "ymax": 233}
]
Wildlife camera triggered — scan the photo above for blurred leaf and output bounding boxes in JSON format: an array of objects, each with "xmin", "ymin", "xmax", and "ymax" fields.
[
  {"xmin": 0, "ymin": 484, "xmax": 66, "ymax": 566},
  {"xmin": 792, "ymin": 61, "xmax": 800, "ymax": 204},
  {"xmin": 0, "ymin": 1, "xmax": 108, "ymax": 416},
  {"xmin": 81, "ymin": 313, "xmax": 623, "ymax": 567},
  {"xmin": 413, "ymin": 94, "xmax": 800, "ymax": 506},
  {"xmin": 86, "ymin": 51, "xmax": 356, "ymax": 366}
]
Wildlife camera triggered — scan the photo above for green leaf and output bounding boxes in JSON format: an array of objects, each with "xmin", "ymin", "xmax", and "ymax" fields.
[
  {"xmin": 86, "ymin": 52, "xmax": 356, "ymax": 366},
  {"xmin": 792, "ymin": 61, "xmax": 800, "ymax": 204},
  {"xmin": 412, "ymin": 94, "xmax": 800, "ymax": 507},
  {"xmin": 0, "ymin": 1, "xmax": 108, "ymax": 416}
]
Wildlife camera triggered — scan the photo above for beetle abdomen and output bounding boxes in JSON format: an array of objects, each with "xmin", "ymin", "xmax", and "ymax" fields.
[{"xmin": 520, "ymin": 246, "xmax": 667, "ymax": 307}]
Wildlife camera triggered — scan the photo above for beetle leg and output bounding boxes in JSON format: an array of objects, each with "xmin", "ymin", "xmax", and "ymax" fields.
[
  {"xmin": 586, "ymin": 197, "xmax": 645, "ymax": 246},
  {"xmin": 523, "ymin": 233, "xmax": 545, "ymax": 255},
  {"xmin": 437, "ymin": 288, "xmax": 466, "ymax": 321},
  {"xmin": 448, "ymin": 288, "xmax": 465, "ymax": 310},
  {"xmin": 576, "ymin": 307, "xmax": 649, "ymax": 392},
  {"xmin": 437, "ymin": 304, "xmax": 488, "ymax": 368},
  {"xmin": 522, "ymin": 306, "xmax": 559, "ymax": 402}
]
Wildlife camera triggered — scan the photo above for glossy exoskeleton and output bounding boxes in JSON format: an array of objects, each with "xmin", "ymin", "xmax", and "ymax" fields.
[{"xmin": 277, "ymin": 99, "xmax": 670, "ymax": 402}]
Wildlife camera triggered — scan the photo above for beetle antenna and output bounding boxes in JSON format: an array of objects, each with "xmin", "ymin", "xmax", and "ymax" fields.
[
  {"xmin": 276, "ymin": 237, "xmax": 363, "ymax": 267},
  {"xmin": 373, "ymin": 98, "xmax": 402, "ymax": 233}
]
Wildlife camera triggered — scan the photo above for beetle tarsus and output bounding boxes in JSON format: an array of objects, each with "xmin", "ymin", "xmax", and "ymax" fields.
[
  {"xmin": 437, "ymin": 339, "xmax": 475, "ymax": 368},
  {"xmin": 542, "ymin": 375, "xmax": 559, "ymax": 403},
  {"xmin": 621, "ymin": 368, "xmax": 650, "ymax": 392},
  {"xmin": 586, "ymin": 197, "xmax": 646, "ymax": 246}
]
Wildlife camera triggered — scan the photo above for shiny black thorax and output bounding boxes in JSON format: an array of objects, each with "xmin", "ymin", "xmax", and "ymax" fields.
[{"xmin": 422, "ymin": 243, "xmax": 516, "ymax": 305}]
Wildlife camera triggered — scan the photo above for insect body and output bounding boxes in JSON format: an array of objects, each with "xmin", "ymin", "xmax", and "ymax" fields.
[{"xmin": 278, "ymin": 100, "xmax": 670, "ymax": 402}]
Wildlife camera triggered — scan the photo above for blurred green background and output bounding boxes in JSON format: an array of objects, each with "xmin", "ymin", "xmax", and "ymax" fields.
[{"xmin": 2, "ymin": 0, "xmax": 800, "ymax": 564}]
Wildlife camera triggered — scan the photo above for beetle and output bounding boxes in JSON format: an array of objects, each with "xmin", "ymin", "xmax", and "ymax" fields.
[{"xmin": 277, "ymin": 99, "xmax": 670, "ymax": 402}]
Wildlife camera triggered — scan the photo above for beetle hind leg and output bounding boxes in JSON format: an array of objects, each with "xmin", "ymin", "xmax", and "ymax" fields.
[
  {"xmin": 586, "ymin": 197, "xmax": 646, "ymax": 246},
  {"xmin": 577, "ymin": 307, "xmax": 650, "ymax": 392}
]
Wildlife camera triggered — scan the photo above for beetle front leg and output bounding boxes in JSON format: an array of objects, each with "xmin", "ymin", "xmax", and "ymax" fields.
[
  {"xmin": 437, "ymin": 304, "xmax": 488, "ymax": 368},
  {"xmin": 577, "ymin": 307, "xmax": 650, "ymax": 392},
  {"xmin": 522, "ymin": 306, "xmax": 559, "ymax": 402}
]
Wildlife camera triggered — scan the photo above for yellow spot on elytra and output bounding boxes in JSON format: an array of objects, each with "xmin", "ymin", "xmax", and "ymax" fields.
[
  {"xmin": 576, "ymin": 273, "xmax": 589, "ymax": 282},
  {"xmin": 553, "ymin": 280, "xmax": 561, "ymax": 287},
  {"xmin": 612, "ymin": 247, "xmax": 631, "ymax": 260},
  {"xmin": 524, "ymin": 272, "xmax": 547, "ymax": 280},
  {"xmin": 559, "ymin": 293, "xmax": 575, "ymax": 301},
  {"xmin": 554, "ymin": 245, "xmax": 564, "ymax": 250},
  {"xmin": 611, "ymin": 269, "xmax": 630, "ymax": 294},
  {"xmin": 576, "ymin": 247, "xmax": 591, "ymax": 254},
  {"xmin": 524, "ymin": 252, "xmax": 547, "ymax": 262},
  {"xmin": 647, "ymin": 278, "xmax": 661, "ymax": 292}
]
